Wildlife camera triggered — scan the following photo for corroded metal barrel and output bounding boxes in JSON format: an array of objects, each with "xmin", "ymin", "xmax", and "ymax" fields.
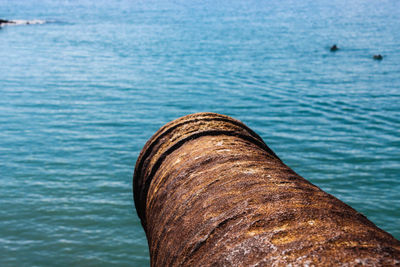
[{"xmin": 133, "ymin": 112, "xmax": 400, "ymax": 266}]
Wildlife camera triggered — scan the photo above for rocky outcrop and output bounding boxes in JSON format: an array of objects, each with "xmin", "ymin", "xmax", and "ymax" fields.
[
  {"xmin": 0, "ymin": 19, "xmax": 47, "ymax": 26},
  {"xmin": 0, "ymin": 19, "xmax": 14, "ymax": 25}
]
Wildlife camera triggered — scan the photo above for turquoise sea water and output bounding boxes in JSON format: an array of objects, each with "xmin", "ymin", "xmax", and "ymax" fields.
[{"xmin": 1, "ymin": 0, "xmax": 399, "ymax": 265}]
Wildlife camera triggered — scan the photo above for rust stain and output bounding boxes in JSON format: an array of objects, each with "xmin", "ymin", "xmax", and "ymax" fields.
[{"xmin": 133, "ymin": 112, "xmax": 400, "ymax": 266}]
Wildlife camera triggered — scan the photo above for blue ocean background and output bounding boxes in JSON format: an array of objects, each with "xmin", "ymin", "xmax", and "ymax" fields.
[{"xmin": 1, "ymin": 0, "xmax": 399, "ymax": 265}]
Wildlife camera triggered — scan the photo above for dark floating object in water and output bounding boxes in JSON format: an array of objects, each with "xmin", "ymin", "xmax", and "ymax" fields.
[
  {"xmin": 373, "ymin": 54, "xmax": 383, "ymax": 60},
  {"xmin": 133, "ymin": 112, "xmax": 400, "ymax": 266},
  {"xmin": 330, "ymin": 44, "xmax": 339, "ymax": 51}
]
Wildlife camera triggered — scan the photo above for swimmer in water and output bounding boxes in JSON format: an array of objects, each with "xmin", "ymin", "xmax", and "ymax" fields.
[{"xmin": 330, "ymin": 44, "xmax": 339, "ymax": 52}]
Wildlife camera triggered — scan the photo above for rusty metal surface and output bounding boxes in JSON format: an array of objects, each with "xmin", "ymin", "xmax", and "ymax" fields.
[{"xmin": 133, "ymin": 112, "xmax": 400, "ymax": 266}]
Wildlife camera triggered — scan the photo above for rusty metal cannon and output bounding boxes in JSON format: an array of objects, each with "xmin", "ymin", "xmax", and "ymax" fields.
[{"xmin": 133, "ymin": 112, "xmax": 400, "ymax": 266}]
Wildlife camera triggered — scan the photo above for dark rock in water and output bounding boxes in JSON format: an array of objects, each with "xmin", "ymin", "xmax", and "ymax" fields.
[
  {"xmin": 330, "ymin": 44, "xmax": 339, "ymax": 52},
  {"xmin": 0, "ymin": 19, "xmax": 15, "ymax": 25},
  {"xmin": 373, "ymin": 54, "xmax": 383, "ymax": 60}
]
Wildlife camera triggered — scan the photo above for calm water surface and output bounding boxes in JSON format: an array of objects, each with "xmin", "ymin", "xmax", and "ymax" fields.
[{"xmin": 1, "ymin": 0, "xmax": 399, "ymax": 265}]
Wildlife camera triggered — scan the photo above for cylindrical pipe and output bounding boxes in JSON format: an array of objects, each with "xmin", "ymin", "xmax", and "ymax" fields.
[{"xmin": 133, "ymin": 112, "xmax": 400, "ymax": 266}]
